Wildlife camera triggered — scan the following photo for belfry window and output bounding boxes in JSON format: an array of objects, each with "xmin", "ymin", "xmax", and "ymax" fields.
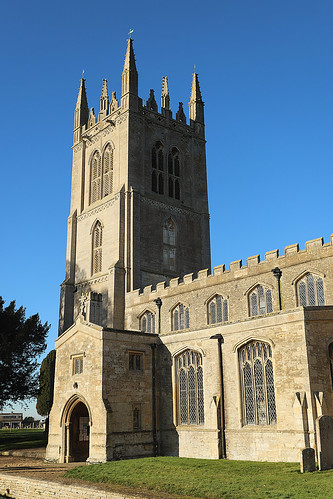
[
  {"xmin": 172, "ymin": 304, "xmax": 190, "ymax": 331},
  {"xmin": 90, "ymin": 151, "xmax": 102, "ymax": 204},
  {"xmin": 103, "ymin": 144, "xmax": 113, "ymax": 197},
  {"xmin": 297, "ymin": 273, "xmax": 325, "ymax": 307},
  {"xmin": 163, "ymin": 218, "xmax": 176, "ymax": 271},
  {"xmin": 140, "ymin": 311, "xmax": 155, "ymax": 334},
  {"xmin": 249, "ymin": 285, "xmax": 273, "ymax": 317},
  {"xmin": 208, "ymin": 295, "xmax": 228, "ymax": 324},
  {"xmin": 239, "ymin": 341, "xmax": 277, "ymax": 426},
  {"xmin": 92, "ymin": 221, "xmax": 103, "ymax": 274},
  {"xmin": 168, "ymin": 147, "xmax": 181, "ymax": 200},
  {"xmin": 152, "ymin": 141, "xmax": 164, "ymax": 195},
  {"xmin": 176, "ymin": 350, "xmax": 204, "ymax": 425}
]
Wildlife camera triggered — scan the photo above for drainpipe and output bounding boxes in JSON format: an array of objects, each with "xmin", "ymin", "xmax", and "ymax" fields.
[
  {"xmin": 150, "ymin": 343, "xmax": 158, "ymax": 456},
  {"xmin": 154, "ymin": 297, "xmax": 162, "ymax": 334},
  {"xmin": 272, "ymin": 267, "xmax": 282, "ymax": 310},
  {"xmin": 210, "ymin": 333, "xmax": 226, "ymax": 459}
]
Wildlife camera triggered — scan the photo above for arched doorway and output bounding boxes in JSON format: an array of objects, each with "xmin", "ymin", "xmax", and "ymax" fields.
[{"xmin": 64, "ymin": 398, "xmax": 90, "ymax": 462}]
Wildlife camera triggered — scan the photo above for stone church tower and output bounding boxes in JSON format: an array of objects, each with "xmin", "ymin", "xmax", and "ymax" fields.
[{"xmin": 59, "ymin": 38, "xmax": 210, "ymax": 334}]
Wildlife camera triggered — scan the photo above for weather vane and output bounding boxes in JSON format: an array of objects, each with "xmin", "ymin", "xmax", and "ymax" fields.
[
  {"xmin": 194, "ymin": 64, "xmax": 196, "ymax": 73},
  {"xmin": 128, "ymin": 29, "xmax": 134, "ymax": 38},
  {"xmin": 82, "ymin": 69, "xmax": 85, "ymax": 79}
]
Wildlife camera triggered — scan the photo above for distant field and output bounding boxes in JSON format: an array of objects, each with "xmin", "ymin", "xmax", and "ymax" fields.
[
  {"xmin": 0, "ymin": 429, "xmax": 47, "ymax": 451},
  {"xmin": 66, "ymin": 456, "xmax": 333, "ymax": 499}
]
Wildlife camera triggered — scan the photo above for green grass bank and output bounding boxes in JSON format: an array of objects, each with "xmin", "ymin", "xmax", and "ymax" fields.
[
  {"xmin": 66, "ymin": 456, "xmax": 333, "ymax": 498},
  {"xmin": 0, "ymin": 429, "xmax": 47, "ymax": 450}
]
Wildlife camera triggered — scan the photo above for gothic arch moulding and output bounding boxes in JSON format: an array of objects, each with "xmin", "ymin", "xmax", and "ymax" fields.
[
  {"xmin": 232, "ymin": 336, "xmax": 275, "ymax": 353},
  {"xmin": 60, "ymin": 393, "xmax": 93, "ymax": 427}
]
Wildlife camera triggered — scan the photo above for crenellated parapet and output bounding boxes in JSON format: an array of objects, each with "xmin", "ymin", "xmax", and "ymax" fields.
[{"xmin": 125, "ymin": 234, "xmax": 333, "ymax": 334}]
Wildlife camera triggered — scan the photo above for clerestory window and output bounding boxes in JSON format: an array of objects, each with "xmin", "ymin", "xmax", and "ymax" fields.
[
  {"xmin": 140, "ymin": 311, "xmax": 155, "ymax": 334},
  {"xmin": 249, "ymin": 285, "xmax": 273, "ymax": 317},
  {"xmin": 208, "ymin": 295, "xmax": 228, "ymax": 324},
  {"xmin": 172, "ymin": 303, "xmax": 189, "ymax": 331},
  {"xmin": 176, "ymin": 350, "xmax": 204, "ymax": 425},
  {"xmin": 239, "ymin": 341, "xmax": 277, "ymax": 425},
  {"xmin": 297, "ymin": 273, "xmax": 325, "ymax": 307}
]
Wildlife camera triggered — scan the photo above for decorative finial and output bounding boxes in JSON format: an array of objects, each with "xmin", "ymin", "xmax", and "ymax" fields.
[
  {"xmin": 128, "ymin": 29, "xmax": 134, "ymax": 39},
  {"xmin": 79, "ymin": 293, "xmax": 87, "ymax": 319},
  {"xmin": 82, "ymin": 69, "xmax": 85, "ymax": 79},
  {"xmin": 194, "ymin": 64, "xmax": 196, "ymax": 73}
]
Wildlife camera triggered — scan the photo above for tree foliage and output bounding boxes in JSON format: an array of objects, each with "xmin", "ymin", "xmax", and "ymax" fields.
[
  {"xmin": 36, "ymin": 349, "xmax": 56, "ymax": 416},
  {"xmin": 0, "ymin": 296, "xmax": 49, "ymax": 410}
]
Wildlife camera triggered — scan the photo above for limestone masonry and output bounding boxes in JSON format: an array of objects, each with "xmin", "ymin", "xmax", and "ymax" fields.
[{"xmin": 47, "ymin": 39, "xmax": 333, "ymax": 464}]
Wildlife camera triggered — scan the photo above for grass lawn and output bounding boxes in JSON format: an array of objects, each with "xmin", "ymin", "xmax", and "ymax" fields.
[
  {"xmin": 0, "ymin": 429, "xmax": 47, "ymax": 450},
  {"xmin": 66, "ymin": 456, "xmax": 333, "ymax": 499}
]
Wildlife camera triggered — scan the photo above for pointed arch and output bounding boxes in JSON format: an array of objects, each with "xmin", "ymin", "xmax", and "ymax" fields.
[
  {"xmin": 175, "ymin": 349, "xmax": 204, "ymax": 425},
  {"xmin": 171, "ymin": 302, "xmax": 190, "ymax": 331},
  {"xmin": 168, "ymin": 146, "xmax": 181, "ymax": 200},
  {"xmin": 92, "ymin": 220, "xmax": 103, "ymax": 275},
  {"xmin": 163, "ymin": 218, "xmax": 176, "ymax": 272},
  {"xmin": 294, "ymin": 271, "xmax": 325, "ymax": 306},
  {"xmin": 90, "ymin": 150, "xmax": 102, "ymax": 204},
  {"xmin": 238, "ymin": 340, "xmax": 277, "ymax": 426},
  {"xmin": 207, "ymin": 294, "xmax": 229, "ymax": 324},
  {"xmin": 151, "ymin": 141, "xmax": 164, "ymax": 195},
  {"xmin": 138, "ymin": 308, "xmax": 156, "ymax": 334},
  {"xmin": 102, "ymin": 143, "xmax": 114, "ymax": 197},
  {"xmin": 60, "ymin": 394, "xmax": 93, "ymax": 427},
  {"xmin": 246, "ymin": 284, "xmax": 273, "ymax": 317}
]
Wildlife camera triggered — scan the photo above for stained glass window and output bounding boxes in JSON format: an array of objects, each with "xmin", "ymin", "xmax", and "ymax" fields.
[
  {"xmin": 176, "ymin": 350, "xmax": 204, "ymax": 425},
  {"xmin": 239, "ymin": 341, "xmax": 277, "ymax": 425}
]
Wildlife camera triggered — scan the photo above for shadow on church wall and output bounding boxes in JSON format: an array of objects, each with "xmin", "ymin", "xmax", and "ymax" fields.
[{"xmin": 157, "ymin": 342, "xmax": 179, "ymax": 456}]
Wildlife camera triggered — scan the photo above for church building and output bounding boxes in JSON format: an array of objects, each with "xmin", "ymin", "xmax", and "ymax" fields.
[{"xmin": 46, "ymin": 39, "xmax": 333, "ymax": 464}]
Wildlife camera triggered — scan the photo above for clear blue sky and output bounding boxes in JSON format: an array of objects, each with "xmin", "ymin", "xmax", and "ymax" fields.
[{"xmin": 1, "ymin": 0, "xmax": 333, "ymax": 417}]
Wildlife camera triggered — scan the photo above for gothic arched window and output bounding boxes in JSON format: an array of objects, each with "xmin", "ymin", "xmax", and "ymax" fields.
[
  {"xmin": 172, "ymin": 303, "xmax": 190, "ymax": 331},
  {"xmin": 152, "ymin": 141, "xmax": 164, "ymax": 195},
  {"xmin": 208, "ymin": 295, "xmax": 228, "ymax": 324},
  {"xmin": 103, "ymin": 144, "xmax": 113, "ymax": 197},
  {"xmin": 90, "ymin": 151, "xmax": 102, "ymax": 204},
  {"xmin": 163, "ymin": 218, "xmax": 176, "ymax": 271},
  {"xmin": 297, "ymin": 273, "xmax": 325, "ymax": 307},
  {"xmin": 140, "ymin": 311, "xmax": 155, "ymax": 334},
  {"xmin": 176, "ymin": 350, "xmax": 204, "ymax": 425},
  {"xmin": 239, "ymin": 341, "xmax": 277, "ymax": 426},
  {"xmin": 92, "ymin": 221, "xmax": 103, "ymax": 275},
  {"xmin": 168, "ymin": 147, "xmax": 181, "ymax": 200},
  {"xmin": 249, "ymin": 285, "xmax": 273, "ymax": 317}
]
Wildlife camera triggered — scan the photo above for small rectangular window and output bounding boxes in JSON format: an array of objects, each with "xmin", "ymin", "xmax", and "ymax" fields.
[
  {"xmin": 73, "ymin": 356, "xmax": 84, "ymax": 375},
  {"xmin": 129, "ymin": 352, "xmax": 143, "ymax": 371}
]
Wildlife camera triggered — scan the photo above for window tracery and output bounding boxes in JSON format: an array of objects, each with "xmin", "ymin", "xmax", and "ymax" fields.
[
  {"xmin": 103, "ymin": 145, "xmax": 113, "ymax": 197},
  {"xmin": 140, "ymin": 311, "xmax": 155, "ymax": 334},
  {"xmin": 172, "ymin": 303, "xmax": 190, "ymax": 331},
  {"xmin": 163, "ymin": 218, "xmax": 176, "ymax": 271},
  {"xmin": 208, "ymin": 295, "xmax": 228, "ymax": 324},
  {"xmin": 92, "ymin": 221, "xmax": 103, "ymax": 274},
  {"xmin": 152, "ymin": 141, "xmax": 164, "ymax": 195},
  {"xmin": 239, "ymin": 341, "xmax": 277, "ymax": 425},
  {"xmin": 168, "ymin": 147, "xmax": 181, "ymax": 200},
  {"xmin": 90, "ymin": 151, "xmax": 102, "ymax": 204},
  {"xmin": 249, "ymin": 285, "xmax": 273, "ymax": 317},
  {"xmin": 176, "ymin": 350, "xmax": 204, "ymax": 425},
  {"xmin": 297, "ymin": 273, "xmax": 325, "ymax": 307}
]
